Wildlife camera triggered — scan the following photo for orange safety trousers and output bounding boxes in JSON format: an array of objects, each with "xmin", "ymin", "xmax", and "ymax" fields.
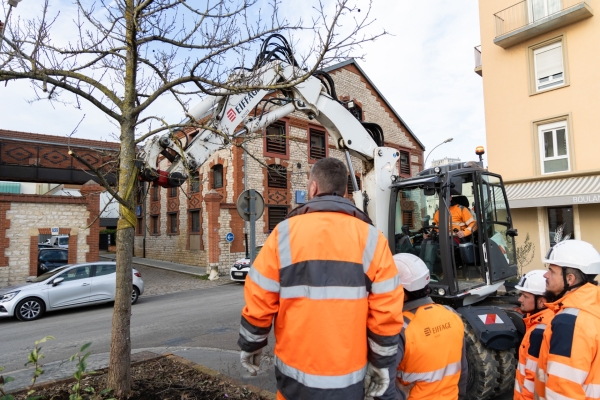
[
  {"xmin": 534, "ymin": 283, "xmax": 600, "ymax": 400},
  {"xmin": 514, "ymin": 308, "xmax": 554, "ymax": 400},
  {"xmin": 397, "ymin": 299, "xmax": 466, "ymax": 399}
]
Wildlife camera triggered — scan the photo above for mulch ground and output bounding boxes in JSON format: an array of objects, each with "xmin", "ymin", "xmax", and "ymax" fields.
[{"xmin": 11, "ymin": 356, "xmax": 269, "ymax": 400}]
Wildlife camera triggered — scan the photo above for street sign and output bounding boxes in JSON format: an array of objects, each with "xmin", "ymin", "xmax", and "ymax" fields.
[
  {"xmin": 51, "ymin": 227, "xmax": 59, "ymax": 236},
  {"xmin": 226, "ymin": 232, "xmax": 234, "ymax": 243},
  {"xmin": 236, "ymin": 190, "xmax": 265, "ymax": 222}
]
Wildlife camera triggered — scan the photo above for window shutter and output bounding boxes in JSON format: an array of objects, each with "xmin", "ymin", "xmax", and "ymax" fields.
[
  {"xmin": 267, "ymin": 165, "xmax": 287, "ymax": 188},
  {"xmin": 535, "ymin": 44, "xmax": 562, "ymax": 80}
]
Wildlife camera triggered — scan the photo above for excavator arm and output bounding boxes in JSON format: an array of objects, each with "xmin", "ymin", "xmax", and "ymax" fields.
[{"xmin": 138, "ymin": 37, "xmax": 400, "ymax": 238}]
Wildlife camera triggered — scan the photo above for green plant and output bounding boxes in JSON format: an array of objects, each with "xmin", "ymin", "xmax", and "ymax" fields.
[
  {"xmin": 68, "ymin": 342, "xmax": 93, "ymax": 400},
  {"xmin": 0, "ymin": 336, "xmax": 54, "ymax": 400},
  {"xmin": 516, "ymin": 233, "xmax": 535, "ymax": 277}
]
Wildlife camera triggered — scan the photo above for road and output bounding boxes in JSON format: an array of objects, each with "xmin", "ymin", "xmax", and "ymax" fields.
[{"xmin": 0, "ymin": 265, "xmax": 512, "ymax": 399}]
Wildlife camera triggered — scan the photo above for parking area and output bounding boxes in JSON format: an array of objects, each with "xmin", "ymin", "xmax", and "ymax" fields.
[{"xmin": 133, "ymin": 263, "xmax": 235, "ymax": 297}]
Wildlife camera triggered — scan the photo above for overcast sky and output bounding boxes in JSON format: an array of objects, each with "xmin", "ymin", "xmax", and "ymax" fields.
[{"xmin": 0, "ymin": 1, "xmax": 485, "ymax": 167}]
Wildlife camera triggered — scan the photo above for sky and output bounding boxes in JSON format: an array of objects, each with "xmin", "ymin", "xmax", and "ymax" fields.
[{"xmin": 0, "ymin": 0, "xmax": 485, "ymax": 168}]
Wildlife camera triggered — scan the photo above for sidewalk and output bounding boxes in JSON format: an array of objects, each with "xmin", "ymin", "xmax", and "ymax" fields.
[
  {"xmin": 99, "ymin": 252, "xmax": 218, "ymax": 278},
  {"xmin": 3, "ymin": 346, "xmax": 277, "ymax": 395}
]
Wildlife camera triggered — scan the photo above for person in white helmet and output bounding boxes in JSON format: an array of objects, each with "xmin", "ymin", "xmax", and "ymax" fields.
[
  {"xmin": 513, "ymin": 270, "xmax": 553, "ymax": 400},
  {"xmin": 533, "ymin": 239, "xmax": 600, "ymax": 400},
  {"xmin": 378, "ymin": 253, "xmax": 467, "ymax": 400}
]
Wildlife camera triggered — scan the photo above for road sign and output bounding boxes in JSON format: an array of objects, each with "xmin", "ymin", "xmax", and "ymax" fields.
[
  {"xmin": 236, "ymin": 190, "xmax": 265, "ymax": 222},
  {"xmin": 51, "ymin": 227, "xmax": 59, "ymax": 236},
  {"xmin": 226, "ymin": 232, "xmax": 234, "ymax": 243}
]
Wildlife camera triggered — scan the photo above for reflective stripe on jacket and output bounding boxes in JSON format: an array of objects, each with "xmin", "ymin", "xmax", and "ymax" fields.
[
  {"xmin": 433, "ymin": 205, "xmax": 476, "ymax": 237},
  {"xmin": 238, "ymin": 195, "xmax": 404, "ymax": 400},
  {"xmin": 514, "ymin": 308, "xmax": 554, "ymax": 400},
  {"xmin": 396, "ymin": 298, "xmax": 467, "ymax": 400},
  {"xmin": 534, "ymin": 283, "xmax": 600, "ymax": 400}
]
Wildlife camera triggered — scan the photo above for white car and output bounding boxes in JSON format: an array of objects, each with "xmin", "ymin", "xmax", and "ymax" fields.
[
  {"xmin": 0, "ymin": 262, "xmax": 144, "ymax": 321},
  {"xmin": 43, "ymin": 235, "xmax": 70, "ymax": 249},
  {"xmin": 230, "ymin": 245, "xmax": 263, "ymax": 282}
]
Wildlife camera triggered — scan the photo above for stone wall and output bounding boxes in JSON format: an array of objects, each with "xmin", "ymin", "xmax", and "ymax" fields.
[
  {"xmin": 0, "ymin": 181, "xmax": 101, "ymax": 287},
  {"xmin": 134, "ymin": 60, "xmax": 425, "ymax": 275}
]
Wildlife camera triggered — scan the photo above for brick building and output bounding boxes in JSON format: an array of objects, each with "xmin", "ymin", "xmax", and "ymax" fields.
[{"xmin": 135, "ymin": 59, "xmax": 425, "ymax": 273}]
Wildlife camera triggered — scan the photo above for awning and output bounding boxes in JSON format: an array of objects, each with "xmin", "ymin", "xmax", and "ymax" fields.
[{"xmin": 506, "ymin": 175, "xmax": 600, "ymax": 208}]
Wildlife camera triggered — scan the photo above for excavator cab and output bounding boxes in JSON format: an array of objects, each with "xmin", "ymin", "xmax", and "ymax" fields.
[{"xmin": 389, "ymin": 161, "xmax": 518, "ymax": 307}]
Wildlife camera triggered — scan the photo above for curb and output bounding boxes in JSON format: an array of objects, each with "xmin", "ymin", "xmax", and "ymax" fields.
[
  {"xmin": 166, "ymin": 354, "xmax": 277, "ymax": 400},
  {"xmin": 98, "ymin": 255, "xmax": 234, "ymax": 283}
]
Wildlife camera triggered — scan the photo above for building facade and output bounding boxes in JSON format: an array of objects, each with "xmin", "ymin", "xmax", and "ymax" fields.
[
  {"xmin": 135, "ymin": 59, "xmax": 425, "ymax": 273},
  {"xmin": 477, "ymin": 0, "xmax": 599, "ymax": 272}
]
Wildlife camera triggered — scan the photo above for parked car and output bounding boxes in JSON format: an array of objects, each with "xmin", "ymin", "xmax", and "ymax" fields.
[
  {"xmin": 37, "ymin": 248, "xmax": 69, "ymax": 276},
  {"xmin": 230, "ymin": 245, "xmax": 263, "ymax": 282},
  {"xmin": 37, "ymin": 243, "xmax": 54, "ymax": 250},
  {"xmin": 0, "ymin": 262, "xmax": 144, "ymax": 321},
  {"xmin": 43, "ymin": 235, "xmax": 70, "ymax": 249}
]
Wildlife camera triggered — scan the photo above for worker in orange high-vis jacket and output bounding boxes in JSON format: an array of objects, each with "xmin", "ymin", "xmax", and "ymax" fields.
[
  {"xmin": 390, "ymin": 253, "xmax": 467, "ymax": 400},
  {"xmin": 513, "ymin": 270, "xmax": 554, "ymax": 400},
  {"xmin": 533, "ymin": 239, "xmax": 600, "ymax": 400},
  {"xmin": 432, "ymin": 196, "xmax": 476, "ymax": 239},
  {"xmin": 238, "ymin": 157, "xmax": 404, "ymax": 400}
]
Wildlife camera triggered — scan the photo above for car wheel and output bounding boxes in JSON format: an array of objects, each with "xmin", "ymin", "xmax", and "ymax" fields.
[
  {"xmin": 15, "ymin": 298, "xmax": 45, "ymax": 321},
  {"xmin": 131, "ymin": 286, "xmax": 140, "ymax": 305}
]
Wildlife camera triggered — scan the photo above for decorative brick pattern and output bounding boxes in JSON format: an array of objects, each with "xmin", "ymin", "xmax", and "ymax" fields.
[{"xmin": 80, "ymin": 181, "xmax": 102, "ymax": 263}]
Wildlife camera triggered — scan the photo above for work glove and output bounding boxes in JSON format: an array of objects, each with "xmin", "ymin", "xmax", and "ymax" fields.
[
  {"xmin": 240, "ymin": 348, "xmax": 262, "ymax": 376},
  {"xmin": 364, "ymin": 363, "xmax": 389, "ymax": 398}
]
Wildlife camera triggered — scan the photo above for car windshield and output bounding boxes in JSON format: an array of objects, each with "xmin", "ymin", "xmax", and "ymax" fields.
[
  {"xmin": 39, "ymin": 250, "xmax": 68, "ymax": 261},
  {"xmin": 30, "ymin": 266, "xmax": 71, "ymax": 282}
]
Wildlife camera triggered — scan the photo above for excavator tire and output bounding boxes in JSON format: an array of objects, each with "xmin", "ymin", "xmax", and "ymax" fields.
[
  {"xmin": 463, "ymin": 320, "xmax": 499, "ymax": 400},
  {"xmin": 494, "ymin": 349, "xmax": 517, "ymax": 395}
]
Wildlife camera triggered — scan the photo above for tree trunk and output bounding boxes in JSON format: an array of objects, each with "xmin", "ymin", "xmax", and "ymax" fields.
[{"xmin": 107, "ymin": 0, "xmax": 138, "ymax": 397}]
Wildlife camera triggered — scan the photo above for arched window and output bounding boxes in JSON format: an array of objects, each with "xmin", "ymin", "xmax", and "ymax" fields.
[
  {"xmin": 212, "ymin": 164, "xmax": 223, "ymax": 189},
  {"xmin": 267, "ymin": 165, "xmax": 287, "ymax": 189}
]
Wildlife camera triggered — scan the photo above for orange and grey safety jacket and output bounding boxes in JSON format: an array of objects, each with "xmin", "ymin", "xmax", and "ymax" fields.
[
  {"xmin": 433, "ymin": 205, "xmax": 476, "ymax": 237},
  {"xmin": 533, "ymin": 283, "xmax": 600, "ymax": 400},
  {"xmin": 238, "ymin": 195, "xmax": 404, "ymax": 400},
  {"xmin": 514, "ymin": 308, "xmax": 554, "ymax": 400},
  {"xmin": 396, "ymin": 297, "xmax": 468, "ymax": 400}
]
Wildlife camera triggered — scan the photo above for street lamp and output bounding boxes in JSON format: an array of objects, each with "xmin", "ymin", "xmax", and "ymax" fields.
[
  {"xmin": 0, "ymin": 0, "xmax": 23, "ymax": 50},
  {"xmin": 424, "ymin": 137, "xmax": 453, "ymax": 167}
]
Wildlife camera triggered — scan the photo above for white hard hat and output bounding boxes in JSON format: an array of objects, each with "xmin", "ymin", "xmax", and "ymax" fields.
[
  {"xmin": 542, "ymin": 239, "xmax": 600, "ymax": 275},
  {"xmin": 392, "ymin": 253, "xmax": 430, "ymax": 292},
  {"xmin": 514, "ymin": 270, "xmax": 546, "ymax": 296}
]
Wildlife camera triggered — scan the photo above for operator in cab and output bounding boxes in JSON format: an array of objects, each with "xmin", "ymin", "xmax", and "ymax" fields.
[
  {"xmin": 386, "ymin": 253, "xmax": 468, "ymax": 400},
  {"xmin": 534, "ymin": 240, "xmax": 600, "ymax": 400},
  {"xmin": 513, "ymin": 270, "xmax": 553, "ymax": 400},
  {"xmin": 431, "ymin": 196, "xmax": 476, "ymax": 240}
]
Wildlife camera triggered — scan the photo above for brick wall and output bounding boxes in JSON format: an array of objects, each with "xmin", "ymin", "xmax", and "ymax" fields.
[{"xmin": 0, "ymin": 188, "xmax": 99, "ymax": 287}]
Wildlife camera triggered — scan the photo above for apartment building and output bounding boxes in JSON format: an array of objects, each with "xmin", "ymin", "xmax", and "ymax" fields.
[
  {"xmin": 477, "ymin": 0, "xmax": 599, "ymax": 271},
  {"xmin": 134, "ymin": 59, "xmax": 425, "ymax": 273}
]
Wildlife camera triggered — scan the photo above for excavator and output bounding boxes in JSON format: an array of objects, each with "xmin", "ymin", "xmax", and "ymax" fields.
[{"xmin": 137, "ymin": 35, "xmax": 523, "ymax": 399}]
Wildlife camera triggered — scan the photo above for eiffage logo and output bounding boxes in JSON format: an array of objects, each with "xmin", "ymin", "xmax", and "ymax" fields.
[{"xmin": 227, "ymin": 108, "xmax": 236, "ymax": 122}]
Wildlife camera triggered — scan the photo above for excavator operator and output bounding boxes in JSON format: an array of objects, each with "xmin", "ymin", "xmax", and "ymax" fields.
[{"xmin": 432, "ymin": 196, "xmax": 476, "ymax": 240}]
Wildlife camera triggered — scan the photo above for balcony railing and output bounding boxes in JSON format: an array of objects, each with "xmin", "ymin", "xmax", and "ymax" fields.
[
  {"xmin": 494, "ymin": 0, "xmax": 591, "ymax": 37},
  {"xmin": 474, "ymin": 46, "xmax": 482, "ymax": 76}
]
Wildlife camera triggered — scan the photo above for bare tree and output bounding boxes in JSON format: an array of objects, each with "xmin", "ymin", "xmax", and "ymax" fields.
[{"xmin": 0, "ymin": 0, "xmax": 384, "ymax": 396}]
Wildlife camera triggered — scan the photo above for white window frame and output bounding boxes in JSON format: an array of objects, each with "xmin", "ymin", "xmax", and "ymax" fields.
[
  {"xmin": 528, "ymin": 0, "xmax": 562, "ymax": 23},
  {"xmin": 534, "ymin": 42, "xmax": 565, "ymax": 92},
  {"xmin": 538, "ymin": 120, "xmax": 570, "ymax": 175}
]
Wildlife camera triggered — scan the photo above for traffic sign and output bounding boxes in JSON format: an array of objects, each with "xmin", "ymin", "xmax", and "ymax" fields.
[
  {"xmin": 51, "ymin": 227, "xmax": 59, "ymax": 236},
  {"xmin": 236, "ymin": 190, "xmax": 265, "ymax": 221},
  {"xmin": 226, "ymin": 232, "xmax": 234, "ymax": 243}
]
